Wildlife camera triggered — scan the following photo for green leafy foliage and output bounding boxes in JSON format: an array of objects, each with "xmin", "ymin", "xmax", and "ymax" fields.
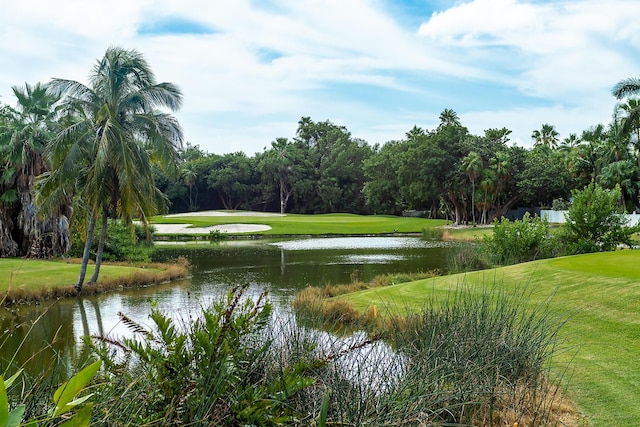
[
  {"xmin": 89, "ymin": 286, "xmax": 318, "ymax": 425},
  {"xmin": 483, "ymin": 212, "xmax": 556, "ymax": 265},
  {"xmin": 0, "ymin": 362, "xmax": 100, "ymax": 427},
  {"xmin": 562, "ymin": 182, "xmax": 638, "ymax": 253},
  {"xmin": 69, "ymin": 221, "xmax": 152, "ymax": 262}
]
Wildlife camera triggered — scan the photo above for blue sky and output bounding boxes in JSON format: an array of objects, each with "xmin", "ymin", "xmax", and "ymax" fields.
[{"xmin": 1, "ymin": 0, "xmax": 639, "ymax": 155}]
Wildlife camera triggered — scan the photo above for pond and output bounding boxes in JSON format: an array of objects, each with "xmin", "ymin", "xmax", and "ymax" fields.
[{"xmin": 0, "ymin": 237, "xmax": 457, "ymax": 374}]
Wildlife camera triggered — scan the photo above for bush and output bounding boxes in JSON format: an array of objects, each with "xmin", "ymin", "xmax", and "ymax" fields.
[
  {"xmin": 483, "ymin": 213, "xmax": 555, "ymax": 265},
  {"xmin": 562, "ymin": 183, "xmax": 637, "ymax": 253},
  {"xmin": 70, "ymin": 221, "xmax": 153, "ymax": 262},
  {"xmin": 447, "ymin": 241, "xmax": 490, "ymax": 272}
]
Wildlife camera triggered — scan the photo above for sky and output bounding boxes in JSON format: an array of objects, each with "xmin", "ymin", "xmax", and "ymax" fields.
[{"xmin": 1, "ymin": 0, "xmax": 639, "ymax": 155}]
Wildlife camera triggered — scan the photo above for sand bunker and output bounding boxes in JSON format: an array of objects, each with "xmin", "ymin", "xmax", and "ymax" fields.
[
  {"xmin": 154, "ymin": 211, "xmax": 279, "ymax": 234},
  {"xmin": 153, "ymin": 223, "xmax": 271, "ymax": 234}
]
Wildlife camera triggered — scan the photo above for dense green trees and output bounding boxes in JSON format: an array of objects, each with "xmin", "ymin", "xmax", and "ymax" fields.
[
  {"xmin": 153, "ymin": 105, "xmax": 640, "ymax": 226},
  {"xmin": 0, "ymin": 83, "xmax": 70, "ymax": 258}
]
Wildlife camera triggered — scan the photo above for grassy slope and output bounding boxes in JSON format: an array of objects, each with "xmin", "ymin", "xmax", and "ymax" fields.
[
  {"xmin": 152, "ymin": 212, "xmax": 446, "ymax": 235},
  {"xmin": 0, "ymin": 258, "xmax": 161, "ymax": 293},
  {"xmin": 340, "ymin": 250, "xmax": 640, "ymax": 427}
]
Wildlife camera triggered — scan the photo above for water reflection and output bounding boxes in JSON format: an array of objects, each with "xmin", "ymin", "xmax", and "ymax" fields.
[
  {"xmin": 1, "ymin": 237, "xmax": 458, "ymax": 373},
  {"xmin": 270, "ymin": 236, "xmax": 451, "ymax": 250}
]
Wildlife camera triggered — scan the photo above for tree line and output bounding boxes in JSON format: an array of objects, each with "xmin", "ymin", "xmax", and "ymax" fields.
[
  {"xmin": 157, "ymin": 96, "xmax": 640, "ymax": 226},
  {"xmin": 2, "ymin": 47, "xmax": 640, "ymax": 265}
]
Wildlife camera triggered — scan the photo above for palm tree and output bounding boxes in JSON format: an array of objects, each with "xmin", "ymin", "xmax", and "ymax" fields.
[
  {"xmin": 0, "ymin": 82, "xmax": 70, "ymax": 258},
  {"xmin": 531, "ymin": 123, "xmax": 559, "ymax": 149},
  {"xmin": 612, "ymin": 77, "xmax": 640, "ymax": 100},
  {"xmin": 461, "ymin": 151, "xmax": 483, "ymax": 224},
  {"xmin": 478, "ymin": 167, "xmax": 497, "ymax": 225},
  {"xmin": 180, "ymin": 162, "xmax": 198, "ymax": 211},
  {"xmin": 405, "ymin": 125, "xmax": 425, "ymax": 141},
  {"xmin": 615, "ymin": 98, "xmax": 640, "ymax": 168},
  {"xmin": 259, "ymin": 138, "xmax": 296, "ymax": 215},
  {"xmin": 599, "ymin": 159, "xmax": 639, "ymax": 209},
  {"xmin": 560, "ymin": 133, "xmax": 580, "ymax": 150},
  {"xmin": 612, "ymin": 77, "xmax": 640, "ymax": 171},
  {"xmin": 46, "ymin": 47, "xmax": 183, "ymax": 291},
  {"xmin": 438, "ymin": 109, "xmax": 461, "ymax": 128}
]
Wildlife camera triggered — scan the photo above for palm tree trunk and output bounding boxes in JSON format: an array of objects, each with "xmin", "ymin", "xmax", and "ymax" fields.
[
  {"xmin": 89, "ymin": 209, "xmax": 108, "ymax": 285},
  {"xmin": 471, "ymin": 180, "xmax": 476, "ymax": 224},
  {"xmin": 76, "ymin": 214, "xmax": 97, "ymax": 291}
]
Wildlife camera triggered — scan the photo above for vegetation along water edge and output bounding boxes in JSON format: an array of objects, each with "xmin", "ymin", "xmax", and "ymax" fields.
[{"xmin": 307, "ymin": 249, "xmax": 640, "ymax": 427}]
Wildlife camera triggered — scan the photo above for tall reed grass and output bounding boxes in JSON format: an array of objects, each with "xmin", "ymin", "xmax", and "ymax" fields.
[{"xmin": 292, "ymin": 281, "xmax": 578, "ymax": 426}]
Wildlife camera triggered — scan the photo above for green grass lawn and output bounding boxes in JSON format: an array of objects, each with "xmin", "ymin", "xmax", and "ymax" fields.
[
  {"xmin": 152, "ymin": 212, "xmax": 446, "ymax": 235},
  {"xmin": 0, "ymin": 258, "xmax": 169, "ymax": 297},
  {"xmin": 339, "ymin": 250, "xmax": 640, "ymax": 427}
]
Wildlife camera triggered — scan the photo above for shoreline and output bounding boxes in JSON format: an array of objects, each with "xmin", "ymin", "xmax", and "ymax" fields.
[{"xmin": 1, "ymin": 258, "xmax": 190, "ymax": 306}]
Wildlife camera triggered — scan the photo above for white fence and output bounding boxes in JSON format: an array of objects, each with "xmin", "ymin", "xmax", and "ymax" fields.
[{"xmin": 541, "ymin": 210, "xmax": 640, "ymax": 225}]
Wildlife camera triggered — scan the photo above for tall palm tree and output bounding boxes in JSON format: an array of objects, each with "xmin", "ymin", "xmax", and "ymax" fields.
[
  {"xmin": 599, "ymin": 159, "xmax": 639, "ymax": 209},
  {"xmin": 531, "ymin": 123, "xmax": 559, "ymax": 149},
  {"xmin": 180, "ymin": 162, "xmax": 198, "ymax": 211},
  {"xmin": 615, "ymin": 98, "xmax": 640, "ymax": 168},
  {"xmin": 46, "ymin": 47, "xmax": 183, "ymax": 291},
  {"xmin": 461, "ymin": 151, "xmax": 482, "ymax": 224},
  {"xmin": 612, "ymin": 77, "xmax": 640, "ymax": 100},
  {"xmin": 612, "ymin": 77, "xmax": 640, "ymax": 171},
  {"xmin": 438, "ymin": 108, "xmax": 461, "ymax": 128},
  {"xmin": 478, "ymin": 167, "xmax": 497, "ymax": 225}
]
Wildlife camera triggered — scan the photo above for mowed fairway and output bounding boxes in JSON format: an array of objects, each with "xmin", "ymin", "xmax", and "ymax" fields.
[
  {"xmin": 340, "ymin": 250, "xmax": 640, "ymax": 427},
  {"xmin": 152, "ymin": 212, "xmax": 446, "ymax": 235}
]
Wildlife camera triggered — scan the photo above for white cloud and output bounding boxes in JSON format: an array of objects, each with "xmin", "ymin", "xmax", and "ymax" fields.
[{"xmin": 0, "ymin": 0, "xmax": 637, "ymax": 154}]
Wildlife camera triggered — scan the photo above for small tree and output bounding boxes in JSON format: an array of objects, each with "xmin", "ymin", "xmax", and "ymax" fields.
[{"xmin": 563, "ymin": 183, "xmax": 637, "ymax": 253}]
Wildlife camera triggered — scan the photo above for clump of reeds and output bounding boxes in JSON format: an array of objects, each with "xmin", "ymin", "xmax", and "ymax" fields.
[
  {"xmin": 447, "ymin": 240, "xmax": 490, "ymax": 272},
  {"xmin": 292, "ymin": 277, "xmax": 577, "ymax": 426},
  {"xmin": 292, "ymin": 286, "xmax": 361, "ymax": 325},
  {"xmin": 422, "ymin": 226, "xmax": 445, "ymax": 239},
  {"xmin": 293, "ymin": 271, "xmax": 440, "ymax": 326},
  {"xmin": 360, "ymin": 283, "xmax": 573, "ymax": 426}
]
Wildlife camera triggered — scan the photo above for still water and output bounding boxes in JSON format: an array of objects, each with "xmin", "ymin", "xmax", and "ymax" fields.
[{"xmin": 0, "ymin": 237, "xmax": 455, "ymax": 374}]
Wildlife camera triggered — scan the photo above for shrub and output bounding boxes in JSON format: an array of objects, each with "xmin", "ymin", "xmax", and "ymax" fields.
[
  {"xmin": 70, "ymin": 221, "xmax": 153, "ymax": 262},
  {"xmin": 483, "ymin": 213, "xmax": 555, "ymax": 265},
  {"xmin": 562, "ymin": 182, "xmax": 637, "ymax": 253}
]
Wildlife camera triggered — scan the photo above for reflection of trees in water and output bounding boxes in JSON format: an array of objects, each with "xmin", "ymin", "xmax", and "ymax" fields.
[
  {"xmin": 0, "ymin": 302, "xmax": 75, "ymax": 378},
  {"xmin": 77, "ymin": 298, "xmax": 104, "ymax": 337}
]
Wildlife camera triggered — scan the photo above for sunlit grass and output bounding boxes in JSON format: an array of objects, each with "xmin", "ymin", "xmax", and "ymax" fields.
[
  {"xmin": 338, "ymin": 249, "xmax": 640, "ymax": 427},
  {"xmin": 0, "ymin": 258, "xmax": 189, "ymax": 303},
  {"xmin": 152, "ymin": 211, "xmax": 446, "ymax": 235}
]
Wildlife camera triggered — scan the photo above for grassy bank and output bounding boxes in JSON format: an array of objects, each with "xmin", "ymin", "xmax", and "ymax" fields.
[
  {"xmin": 0, "ymin": 258, "xmax": 189, "ymax": 304},
  {"xmin": 336, "ymin": 249, "xmax": 640, "ymax": 427},
  {"xmin": 152, "ymin": 212, "xmax": 445, "ymax": 235}
]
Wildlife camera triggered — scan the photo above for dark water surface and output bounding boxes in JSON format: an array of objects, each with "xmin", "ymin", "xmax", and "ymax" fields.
[{"xmin": 1, "ymin": 237, "xmax": 455, "ymax": 374}]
